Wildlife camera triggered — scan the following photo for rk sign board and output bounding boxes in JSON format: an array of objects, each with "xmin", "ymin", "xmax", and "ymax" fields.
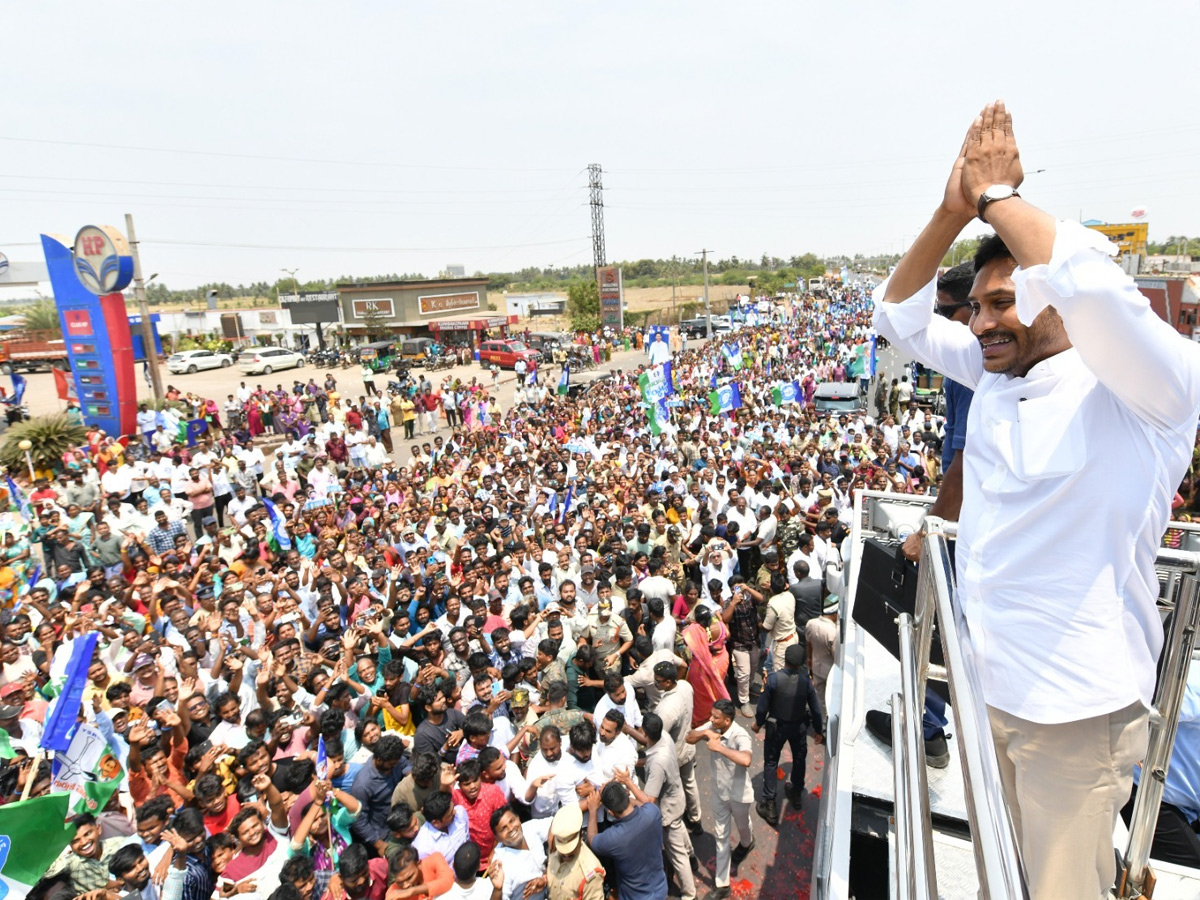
[
  {"xmin": 418, "ymin": 291, "xmax": 480, "ymax": 316},
  {"xmin": 351, "ymin": 298, "xmax": 395, "ymax": 319}
]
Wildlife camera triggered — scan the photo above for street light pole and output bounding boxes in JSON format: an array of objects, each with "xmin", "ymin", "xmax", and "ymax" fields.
[
  {"xmin": 698, "ymin": 249, "xmax": 712, "ymax": 339},
  {"xmin": 125, "ymin": 213, "xmax": 165, "ymax": 402}
]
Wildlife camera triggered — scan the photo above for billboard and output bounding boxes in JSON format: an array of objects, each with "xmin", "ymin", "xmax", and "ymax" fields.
[
  {"xmin": 281, "ymin": 290, "xmax": 340, "ymax": 326},
  {"xmin": 597, "ymin": 266, "xmax": 623, "ymax": 328},
  {"xmin": 351, "ymin": 298, "xmax": 395, "ymax": 319},
  {"xmin": 418, "ymin": 291, "xmax": 479, "ymax": 316},
  {"xmin": 1087, "ymin": 222, "xmax": 1148, "ymax": 258},
  {"xmin": 41, "ymin": 229, "xmax": 138, "ymax": 438}
]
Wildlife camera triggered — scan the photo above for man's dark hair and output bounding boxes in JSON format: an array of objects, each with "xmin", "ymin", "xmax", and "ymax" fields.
[
  {"xmin": 603, "ymin": 672, "xmax": 623, "ymax": 694},
  {"xmin": 410, "ymin": 751, "xmax": 440, "ymax": 786},
  {"xmin": 453, "ymin": 842, "xmax": 482, "ymax": 882},
  {"xmin": 374, "ymin": 734, "xmax": 404, "ymax": 764},
  {"xmin": 937, "ymin": 261, "xmax": 976, "ymax": 303},
  {"xmin": 280, "ymin": 855, "xmax": 314, "ymax": 887},
  {"xmin": 423, "ymin": 791, "xmax": 453, "ymax": 823},
  {"xmin": 458, "ymin": 758, "xmax": 484, "ymax": 783},
  {"xmin": 69, "ymin": 812, "xmax": 97, "ymax": 831},
  {"xmin": 478, "ymin": 746, "xmax": 501, "ymax": 769},
  {"xmin": 172, "ymin": 807, "xmax": 206, "ymax": 840},
  {"xmin": 337, "ymin": 842, "xmax": 370, "ymax": 880},
  {"xmin": 974, "ymin": 233, "xmax": 1014, "ymax": 275},
  {"xmin": 463, "ymin": 712, "xmax": 491, "ymax": 740},
  {"xmin": 713, "ymin": 698, "xmax": 737, "ymax": 720},
  {"xmin": 642, "ymin": 711, "xmax": 664, "ymax": 744},
  {"xmin": 268, "ymin": 886, "xmax": 303, "ymax": 900},
  {"xmin": 653, "ymin": 661, "xmax": 678, "ymax": 684},
  {"xmin": 601, "ymin": 781, "xmax": 630, "ymax": 815},
  {"xmin": 386, "ymin": 802, "xmax": 414, "ymax": 833},
  {"xmin": 544, "ymin": 681, "xmax": 568, "ymax": 705},
  {"xmin": 568, "ymin": 721, "xmax": 595, "ymax": 752},
  {"xmin": 194, "ymin": 773, "xmax": 224, "ymax": 803},
  {"xmin": 388, "ymin": 846, "xmax": 420, "ymax": 879},
  {"xmin": 108, "ymin": 844, "xmax": 145, "ymax": 878},
  {"xmin": 136, "ymin": 796, "xmax": 173, "ymax": 825}
]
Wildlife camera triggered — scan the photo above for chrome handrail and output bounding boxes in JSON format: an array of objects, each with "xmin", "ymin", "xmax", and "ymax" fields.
[
  {"xmin": 898, "ymin": 612, "xmax": 937, "ymax": 899},
  {"xmin": 892, "ymin": 691, "xmax": 914, "ymax": 900},
  {"xmin": 1119, "ymin": 569, "xmax": 1200, "ymax": 898},
  {"xmin": 920, "ymin": 526, "xmax": 1029, "ymax": 899}
]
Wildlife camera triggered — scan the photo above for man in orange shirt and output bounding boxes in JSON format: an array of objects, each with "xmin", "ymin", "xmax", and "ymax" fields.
[{"xmin": 384, "ymin": 846, "xmax": 454, "ymax": 900}]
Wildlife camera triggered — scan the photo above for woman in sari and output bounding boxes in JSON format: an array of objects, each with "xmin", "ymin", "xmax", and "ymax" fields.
[{"xmin": 683, "ymin": 605, "xmax": 730, "ymax": 727}]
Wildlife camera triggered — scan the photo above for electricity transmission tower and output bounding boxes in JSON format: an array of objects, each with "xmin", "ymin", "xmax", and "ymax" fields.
[{"xmin": 588, "ymin": 163, "xmax": 606, "ymax": 269}]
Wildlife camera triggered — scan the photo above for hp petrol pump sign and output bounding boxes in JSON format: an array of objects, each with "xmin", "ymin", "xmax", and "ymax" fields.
[{"xmin": 72, "ymin": 225, "xmax": 134, "ymax": 294}]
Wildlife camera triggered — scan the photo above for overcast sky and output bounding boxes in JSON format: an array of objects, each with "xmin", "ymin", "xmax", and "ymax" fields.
[{"xmin": 2, "ymin": 1, "xmax": 1197, "ymax": 292}]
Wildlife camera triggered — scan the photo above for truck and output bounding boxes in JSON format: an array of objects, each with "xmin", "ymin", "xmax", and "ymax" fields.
[{"xmin": 0, "ymin": 330, "xmax": 69, "ymax": 374}]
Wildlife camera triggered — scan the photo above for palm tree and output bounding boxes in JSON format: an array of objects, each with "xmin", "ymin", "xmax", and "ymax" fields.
[{"xmin": 18, "ymin": 299, "xmax": 61, "ymax": 336}]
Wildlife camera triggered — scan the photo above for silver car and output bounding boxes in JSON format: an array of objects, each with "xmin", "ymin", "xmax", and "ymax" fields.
[
  {"xmin": 237, "ymin": 347, "xmax": 305, "ymax": 375},
  {"xmin": 166, "ymin": 349, "xmax": 233, "ymax": 374}
]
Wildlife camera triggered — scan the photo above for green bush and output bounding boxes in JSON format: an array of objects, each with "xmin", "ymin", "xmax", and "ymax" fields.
[{"xmin": 0, "ymin": 414, "xmax": 87, "ymax": 474}]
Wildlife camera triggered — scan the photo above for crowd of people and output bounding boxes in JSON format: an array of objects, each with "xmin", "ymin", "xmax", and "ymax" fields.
[{"xmin": 0, "ymin": 284, "xmax": 953, "ymax": 900}]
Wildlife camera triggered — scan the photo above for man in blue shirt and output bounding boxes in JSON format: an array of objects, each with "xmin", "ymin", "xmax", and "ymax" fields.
[{"xmin": 586, "ymin": 775, "xmax": 668, "ymax": 900}]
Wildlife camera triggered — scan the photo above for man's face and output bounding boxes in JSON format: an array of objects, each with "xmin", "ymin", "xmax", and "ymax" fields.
[
  {"xmin": 71, "ymin": 822, "xmax": 103, "ymax": 859},
  {"xmin": 598, "ymin": 718, "xmax": 619, "ymax": 745},
  {"xmin": 970, "ymin": 256, "xmax": 1068, "ymax": 377},
  {"xmin": 217, "ymin": 699, "xmax": 241, "ymax": 724},
  {"xmin": 137, "ymin": 813, "xmax": 167, "ymax": 846},
  {"xmin": 450, "ymin": 631, "xmax": 469, "ymax": 656},
  {"xmin": 390, "ymin": 862, "xmax": 423, "ymax": 892},
  {"xmin": 235, "ymin": 814, "xmax": 264, "ymax": 850},
  {"xmin": 560, "ymin": 583, "xmax": 576, "ymax": 605},
  {"xmin": 540, "ymin": 732, "xmax": 561, "ymax": 762},
  {"xmin": 711, "ymin": 707, "xmax": 733, "ymax": 735},
  {"xmin": 494, "ymin": 809, "xmax": 525, "ymax": 849}
]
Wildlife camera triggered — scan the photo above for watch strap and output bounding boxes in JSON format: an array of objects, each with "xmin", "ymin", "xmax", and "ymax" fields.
[{"xmin": 977, "ymin": 186, "xmax": 1020, "ymax": 223}]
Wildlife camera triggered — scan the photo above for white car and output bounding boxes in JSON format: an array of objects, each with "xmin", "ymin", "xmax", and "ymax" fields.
[
  {"xmin": 238, "ymin": 347, "xmax": 305, "ymax": 375},
  {"xmin": 166, "ymin": 349, "xmax": 233, "ymax": 374}
]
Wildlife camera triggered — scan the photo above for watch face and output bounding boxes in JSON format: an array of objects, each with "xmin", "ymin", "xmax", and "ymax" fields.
[{"xmin": 986, "ymin": 184, "xmax": 1015, "ymax": 201}]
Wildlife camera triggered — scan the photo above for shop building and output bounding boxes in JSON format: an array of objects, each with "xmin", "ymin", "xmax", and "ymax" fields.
[{"xmin": 335, "ymin": 276, "xmax": 517, "ymax": 351}]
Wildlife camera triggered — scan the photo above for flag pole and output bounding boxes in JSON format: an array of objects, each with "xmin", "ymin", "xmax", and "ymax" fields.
[{"xmin": 21, "ymin": 749, "xmax": 43, "ymax": 801}]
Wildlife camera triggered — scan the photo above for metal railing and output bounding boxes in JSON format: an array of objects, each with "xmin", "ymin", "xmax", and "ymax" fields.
[
  {"xmin": 890, "ymin": 518, "xmax": 1029, "ymax": 899},
  {"xmin": 1118, "ymin": 569, "xmax": 1200, "ymax": 898}
]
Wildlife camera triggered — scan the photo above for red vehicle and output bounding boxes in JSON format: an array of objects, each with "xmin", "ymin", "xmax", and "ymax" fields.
[
  {"xmin": 478, "ymin": 339, "xmax": 540, "ymax": 370},
  {"xmin": 0, "ymin": 330, "xmax": 69, "ymax": 374}
]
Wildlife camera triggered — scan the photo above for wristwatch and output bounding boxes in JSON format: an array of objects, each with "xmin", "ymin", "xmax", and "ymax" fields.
[{"xmin": 977, "ymin": 184, "xmax": 1019, "ymax": 223}]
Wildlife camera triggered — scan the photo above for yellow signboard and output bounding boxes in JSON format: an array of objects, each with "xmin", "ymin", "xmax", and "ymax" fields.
[{"xmin": 1086, "ymin": 222, "xmax": 1148, "ymax": 257}]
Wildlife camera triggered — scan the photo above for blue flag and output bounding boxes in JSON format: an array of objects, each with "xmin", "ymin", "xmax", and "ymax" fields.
[
  {"xmin": 262, "ymin": 497, "xmax": 293, "ymax": 550},
  {"xmin": 545, "ymin": 491, "xmax": 557, "ymax": 515},
  {"xmin": 560, "ymin": 486, "xmax": 573, "ymax": 523},
  {"xmin": 315, "ymin": 736, "xmax": 329, "ymax": 780},
  {"xmin": 708, "ymin": 382, "xmax": 743, "ymax": 415},
  {"xmin": 41, "ymin": 633, "xmax": 98, "ymax": 752},
  {"xmin": 557, "ymin": 366, "xmax": 570, "ymax": 396},
  {"xmin": 10, "ymin": 373, "xmax": 27, "ymax": 405},
  {"xmin": 5, "ymin": 475, "xmax": 31, "ymax": 520},
  {"xmin": 710, "ymin": 372, "xmax": 717, "ymax": 389}
]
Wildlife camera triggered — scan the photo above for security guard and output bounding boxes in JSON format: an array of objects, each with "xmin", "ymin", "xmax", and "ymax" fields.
[
  {"xmin": 752, "ymin": 642, "xmax": 824, "ymax": 825},
  {"xmin": 547, "ymin": 802, "xmax": 605, "ymax": 900}
]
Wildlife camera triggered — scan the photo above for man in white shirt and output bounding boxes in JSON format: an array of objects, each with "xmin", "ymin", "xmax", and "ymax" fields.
[
  {"xmin": 873, "ymin": 102, "xmax": 1200, "ymax": 898},
  {"xmin": 592, "ymin": 709, "xmax": 638, "ymax": 783}
]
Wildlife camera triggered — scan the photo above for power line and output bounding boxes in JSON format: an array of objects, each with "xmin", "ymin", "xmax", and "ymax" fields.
[
  {"xmin": 0, "ymin": 135, "xmax": 578, "ymax": 173},
  {"xmin": 142, "ymin": 236, "xmax": 592, "ymax": 253}
]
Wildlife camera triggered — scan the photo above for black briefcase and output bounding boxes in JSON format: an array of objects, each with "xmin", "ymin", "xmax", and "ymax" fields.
[{"xmin": 852, "ymin": 537, "xmax": 950, "ymax": 703}]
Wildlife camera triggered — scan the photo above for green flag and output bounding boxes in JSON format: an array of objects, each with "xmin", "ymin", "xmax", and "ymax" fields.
[{"xmin": 0, "ymin": 792, "xmax": 74, "ymax": 899}]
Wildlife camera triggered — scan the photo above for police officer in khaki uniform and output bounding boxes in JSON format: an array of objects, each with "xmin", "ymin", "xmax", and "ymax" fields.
[
  {"xmin": 580, "ymin": 597, "xmax": 633, "ymax": 675},
  {"xmin": 547, "ymin": 802, "xmax": 605, "ymax": 900}
]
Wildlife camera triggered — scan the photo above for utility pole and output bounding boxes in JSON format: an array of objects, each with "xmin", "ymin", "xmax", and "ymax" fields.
[
  {"xmin": 697, "ymin": 249, "xmax": 713, "ymax": 338},
  {"xmin": 125, "ymin": 213, "xmax": 164, "ymax": 402}
]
